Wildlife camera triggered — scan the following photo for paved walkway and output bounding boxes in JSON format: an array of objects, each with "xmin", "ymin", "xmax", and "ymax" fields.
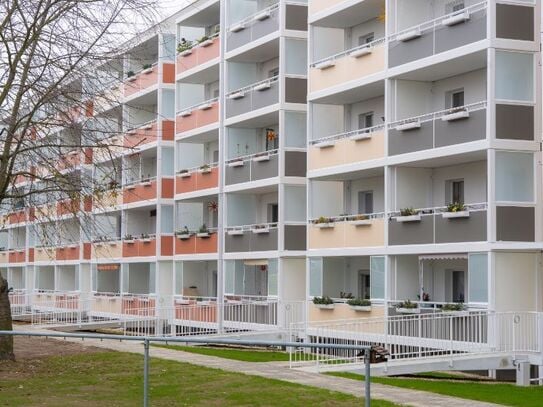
[{"xmin": 20, "ymin": 326, "xmax": 500, "ymax": 407}]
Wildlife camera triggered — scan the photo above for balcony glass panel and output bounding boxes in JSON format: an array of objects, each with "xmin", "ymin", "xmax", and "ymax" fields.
[
  {"xmin": 495, "ymin": 51, "xmax": 534, "ymax": 102},
  {"xmin": 468, "ymin": 253, "xmax": 488, "ymax": 303},
  {"xmin": 495, "ymin": 151, "xmax": 534, "ymax": 202}
]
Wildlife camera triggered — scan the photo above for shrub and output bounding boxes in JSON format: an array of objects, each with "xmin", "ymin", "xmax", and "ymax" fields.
[
  {"xmin": 347, "ymin": 298, "xmax": 371, "ymax": 307},
  {"xmin": 442, "ymin": 303, "xmax": 465, "ymax": 312},
  {"xmin": 446, "ymin": 202, "xmax": 465, "ymax": 212},
  {"xmin": 396, "ymin": 299, "xmax": 418, "ymax": 309},
  {"xmin": 313, "ymin": 296, "xmax": 334, "ymax": 305},
  {"xmin": 399, "ymin": 207, "xmax": 418, "ymax": 216}
]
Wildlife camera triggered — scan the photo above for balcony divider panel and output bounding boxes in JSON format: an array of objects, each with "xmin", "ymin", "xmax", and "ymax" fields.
[
  {"xmin": 495, "ymin": 104, "xmax": 534, "ymax": 140},
  {"xmin": 284, "ymin": 225, "xmax": 306, "ymax": 250},
  {"xmin": 435, "ymin": 108, "xmax": 486, "ymax": 147},
  {"xmin": 285, "ymin": 151, "xmax": 307, "ymax": 177},
  {"xmin": 435, "ymin": 210, "xmax": 487, "ymax": 243},
  {"xmin": 434, "ymin": 9, "xmax": 487, "ymax": 54},
  {"xmin": 388, "ymin": 121, "xmax": 434, "ymax": 156},
  {"xmin": 496, "ymin": 206, "xmax": 535, "ymax": 242},
  {"xmin": 496, "ymin": 4, "xmax": 534, "ymax": 41},
  {"xmin": 388, "ymin": 215, "xmax": 434, "ymax": 245}
]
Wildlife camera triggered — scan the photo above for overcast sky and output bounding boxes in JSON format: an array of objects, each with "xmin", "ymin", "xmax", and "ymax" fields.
[{"xmin": 157, "ymin": 0, "xmax": 191, "ymax": 18}]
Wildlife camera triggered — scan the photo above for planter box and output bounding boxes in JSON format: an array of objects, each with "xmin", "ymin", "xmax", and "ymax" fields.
[
  {"xmin": 141, "ymin": 238, "xmax": 152, "ymax": 243},
  {"xmin": 397, "ymin": 28, "xmax": 421, "ymax": 42},
  {"xmin": 314, "ymin": 140, "xmax": 335, "ymax": 149},
  {"xmin": 127, "ymin": 76, "xmax": 137, "ymax": 82},
  {"xmin": 228, "ymin": 91, "xmax": 245, "ymax": 100},
  {"xmin": 252, "ymin": 155, "xmax": 270, "ymax": 162},
  {"xmin": 125, "ymin": 240, "xmax": 135, "ymax": 244},
  {"xmin": 314, "ymin": 223, "xmax": 335, "ymax": 229},
  {"xmin": 441, "ymin": 110, "xmax": 469, "ymax": 122},
  {"xmin": 141, "ymin": 181, "xmax": 152, "ymax": 186},
  {"xmin": 142, "ymin": 123, "xmax": 153, "ymax": 130},
  {"xmin": 350, "ymin": 305, "xmax": 372, "ymax": 312},
  {"xmin": 251, "ymin": 227, "xmax": 270, "ymax": 234},
  {"xmin": 349, "ymin": 219, "xmax": 372, "ymax": 226},
  {"xmin": 254, "ymin": 10, "xmax": 271, "ymax": 21},
  {"xmin": 442, "ymin": 211, "xmax": 470, "ymax": 219},
  {"xmin": 126, "ymin": 184, "xmax": 136, "ymax": 190},
  {"xmin": 441, "ymin": 310, "xmax": 469, "ymax": 316},
  {"xmin": 177, "ymin": 234, "xmax": 191, "ymax": 240},
  {"xmin": 396, "ymin": 307, "xmax": 420, "ymax": 314},
  {"xmin": 198, "ymin": 103, "xmax": 213, "ymax": 111},
  {"xmin": 442, "ymin": 12, "xmax": 470, "ymax": 27},
  {"xmin": 254, "ymin": 82, "xmax": 271, "ymax": 92},
  {"xmin": 199, "ymin": 168, "xmax": 212, "ymax": 174},
  {"xmin": 229, "ymin": 22, "xmax": 245, "ymax": 33},
  {"xmin": 227, "ymin": 229, "xmax": 244, "ymax": 236},
  {"xmin": 179, "ymin": 49, "xmax": 192, "ymax": 57},
  {"xmin": 142, "ymin": 68, "xmax": 153, "ymax": 74},
  {"xmin": 349, "ymin": 47, "xmax": 372, "ymax": 58},
  {"xmin": 178, "ymin": 172, "xmax": 192, "ymax": 178},
  {"xmin": 314, "ymin": 60, "xmax": 335, "ymax": 70},
  {"xmin": 314, "ymin": 304, "xmax": 335, "ymax": 310},
  {"xmin": 395, "ymin": 214, "xmax": 421, "ymax": 223},
  {"xmin": 395, "ymin": 121, "xmax": 421, "ymax": 131},
  {"xmin": 349, "ymin": 133, "xmax": 372, "ymax": 142},
  {"xmin": 199, "ymin": 39, "xmax": 214, "ymax": 47},
  {"xmin": 196, "ymin": 232, "xmax": 210, "ymax": 238},
  {"xmin": 228, "ymin": 160, "xmax": 244, "ymax": 168},
  {"xmin": 179, "ymin": 110, "xmax": 192, "ymax": 117}
]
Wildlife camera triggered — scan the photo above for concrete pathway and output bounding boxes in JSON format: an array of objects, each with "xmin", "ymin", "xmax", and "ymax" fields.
[{"xmin": 19, "ymin": 326, "xmax": 500, "ymax": 407}]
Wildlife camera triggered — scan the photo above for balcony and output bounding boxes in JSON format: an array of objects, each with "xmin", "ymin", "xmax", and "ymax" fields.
[
  {"xmin": 308, "ymin": 125, "xmax": 385, "ymax": 171},
  {"xmin": 388, "ymin": 102, "xmax": 486, "ymax": 156},
  {"xmin": 309, "ymin": 0, "xmax": 345, "ymax": 17},
  {"xmin": 309, "ymin": 213, "xmax": 385, "ymax": 249},
  {"xmin": 388, "ymin": 204, "xmax": 487, "ymax": 246},
  {"xmin": 8, "ymin": 249, "xmax": 26, "ymax": 264},
  {"xmin": 176, "ymin": 34, "xmax": 220, "ymax": 75},
  {"xmin": 309, "ymin": 302, "xmax": 385, "ymax": 322},
  {"xmin": 57, "ymin": 198, "xmax": 80, "ymax": 217},
  {"xmin": 174, "ymin": 230, "xmax": 218, "ymax": 255},
  {"xmin": 225, "ymin": 223, "xmax": 278, "ymax": 252},
  {"xmin": 92, "ymin": 238, "xmax": 123, "ymax": 259},
  {"xmin": 176, "ymin": 164, "xmax": 219, "ymax": 195},
  {"xmin": 226, "ymin": 76, "xmax": 279, "ymax": 119},
  {"xmin": 388, "ymin": 3, "xmax": 487, "ymax": 68},
  {"xmin": 124, "ymin": 119, "xmax": 174, "ymax": 148},
  {"xmin": 8, "ymin": 209, "xmax": 27, "ymax": 225},
  {"xmin": 123, "ymin": 177, "xmax": 175, "ymax": 204},
  {"xmin": 56, "ymin": 244, "xmax": 80, "ymax": 261},
  {"xmin": 176, "ymin": 99, "xmax": 219, "ymax": 134},
  {"xmin": 225, "ymin": 150, "xmax": 278, "ymax": 186},
  {"xmin": 123, "ymin": 62, "xmax": 175, "ymax": 98},
  {"xmin": 122, "ymin": 235, "xmax": 157, "ymax": 257},
  {"xmin": 310, "ymin": 38, "xmax": 386, "ymax": 93},
  {"xmin": 227, "ymin": 4, "xmax": 279, "ymax": 52},
  {"xmin": 34, "ymin": 246, "xmax": 56, "ymax": 262}
]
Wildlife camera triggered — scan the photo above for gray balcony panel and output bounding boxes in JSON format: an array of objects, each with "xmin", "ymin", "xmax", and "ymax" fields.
[
  {"xmin": 285, "ymin": 5, "xmax": 308, "ymax": 31},
  {"xmin": 225, "ymin": 164, "xmax": 250, "ymax": 185},
  {"xmin": 285, "ymin": 151, "xmax": 307, "ymax": 177},
  {"xmin": 284, "ymin": 225, "xmax": 306, "ymax": 251},
  {"xmin": 435, "ymin": 210, "xmax": 487, "ymax": 244},
  {"xmin": 434, "ymin": 10, "xmax": 486, "ymax": 54},
  {"xmin": 434, "ymin": 108, "xmax": 486, "ymax": 148},
  {"xmin": 250, "ymin": 228, "xmax": 278, "ymax": 251},
  {"xmin": 388, "ymin": 215, "xmax": 434, "ymax": 245},
  {"xmin": 496, "ymin": 4, "xmax": 534, "ymax": 41},
  {"xmin": 285, "ymin": 78, "xmax": 307, "ymax": 104},
  {"xmin": 226, "ymin": 28, "xmax": 252, "ymax": 52},
  {"xmin": 251, "ymin": 154, "xmax": 279, "ymax": 181},
  {"xmin": 225, "ymin": 232, "xmax": 251, "ymax": 253},
  {"xmin": 251, "ymin": 11, "xmax": 279, "ymax": 42},
  {"xmin": 389, "ymin": 32, "xmax": 434, "ymax": 68},
  {"xmin": 496, "ymin": 104, "xmax": 534, "ymax": 141},
  {"xmin": 226, "ymin": 93, "xmax": 252, "ymax": 118},
  {"xmin": 496, "ymin": 206, "xmax": 535, "ymax": 242},
  {"xmin": 388, "ymin": 121, "xmax": 433, "ymax": 156},
  {"xmin": 252, "ymin": 82, "xmax": 279, "ymax": 111}
]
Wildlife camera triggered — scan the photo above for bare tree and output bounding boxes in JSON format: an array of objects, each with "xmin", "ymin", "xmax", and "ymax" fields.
[{"xmin": 0, "ymin": 0, "xmax": 160, "ymax": 360}]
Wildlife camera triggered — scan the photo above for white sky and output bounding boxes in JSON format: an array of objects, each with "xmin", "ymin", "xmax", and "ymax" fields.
[{"xmin": 157, "ymin": 0, "xmax": 192, "ymax": 18}]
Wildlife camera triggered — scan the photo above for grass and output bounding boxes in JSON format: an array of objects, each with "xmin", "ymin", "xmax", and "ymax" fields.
[
  {"xmin": 0, "ymin": 351, "xmax": 399, "ymax": 406},
  {"xmin": 328, "ymin": 371, "xmax": 543, "ymax": 407},
  {"xmin": 153, "ymin": 344, "xmax": 291, "ymax": 362}
]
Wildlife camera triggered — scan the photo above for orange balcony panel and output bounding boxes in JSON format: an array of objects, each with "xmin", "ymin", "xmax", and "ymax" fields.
[
  {"xmin": 83, "ymin": 243, "xmax": 91, "ymax": 260},
  {"xmin": 55, "ymin": 293, "xmax": 79, "ymax": 310},
  {"xmin": 123, "ymin": 181, "xmax": 157, "ymax": 204},
  {"xmin": 195, "ymin": 233, "xmax": 217, "ymax": 253},
  {"xmin": 84, "ymin": 196, "xmax": 93, "ymax": 212},
  {"xmin": 122, "ymin": 239, "xmax": 156, "ymax": 257},
  {"xmin": 8, "ymin": 210, "xmax": 26, "ymax": 225},
  {"xmin": 160, "ymin": 236, "xmax": 174, "ymax": 256},
  {"xmin": 162, "ymin": 63, "xmax": 175, "ymax": 83},
  {"xmin": 176, "ymin": 102, "xmax": 219, "ymax": 133},
  {"xmin": 84, "ymin": 147, "xmax": 93, "ymax": 164},
  {"xmin": 122, "ymin": 241, "xmax": 139, "ymax": 257},
  {"xmin": 57, "ymin": 199, "xmax": 80, "ymax": 216},
  {"xmin": 124, "ymin": 121, "xmax": 158, "ymax": 148},
  {"xmin": 162, "ymin": 120, "xmax": 174, "ymax": 141},
  {"xmin": 9, "ymin": 250, "xmax": 25, "ymax": 263},
  {"xmin": 123, "ymin": 66, "xmax": 159, "ymax": 97},
  {"xmin": 122, "ymin": 297, "xmax": 156, "ymax": 315},
  {"xmin": 175, "ymin": 168, "xmax": 218, "ymax": 195},
  {"xmin": 176, "ymin": 37, "xmax": 220, "ymax": 75},
  {"xmin": 176, "ymin": 173, "xmax": 197, "ymax": 194},
  {"xmin": 28, "ymin": 248, "xmax": 34, "ymax": 262},
  {"xmin": 56, "ymin": 246, "xmax": 80, "ymax": 261},
  {"xmin": 85, "ymin": 100, "xmax": 94, "ymax": 117},
  {"xmin": 28, "ymin": 207, "xmax": 35, "ymax": 222},
  {"xmin": 161, "ymin": 178, "xmax": 174, "ymax": 199},
  {"xmin": 175, "ymin": 235, "xmax": 196, "ymax": 255}
]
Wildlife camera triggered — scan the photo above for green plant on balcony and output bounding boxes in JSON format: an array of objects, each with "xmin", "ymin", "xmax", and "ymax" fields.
[
  {"xmin": 396, "ymin": 299, "xmax": 418, "ymax": 309},
  {"xmin": 352, "ymin": 214, "xmax": 369, "ymax": 221},
  {"xmin": 312, "ymin": 296, "xmax": 334, "ymax": 305},
  {"xmin": 197, "ymin": 35, "xmax": 210, "ymax": 44},
  {"xmin": 126, "ymin": 70, "xmax": 135, "ymax": 78},
  {"xmin": 142, "ymin": 63, "xmax": 152, "ymax": 70},
  {"xmin": 314, "ymin": 216, "xmax": 333, "ymax": 224},
  {"xmin": 200, "ymin": 164, "xmax": 211, "ymax": 172},
  {"xmin": 140, "ymin": 233, "xmax": 150, "ymax": 239},
  {"xmin": 442, "ymin": 303, "xmax": 465, "ymax": 312},
  {"xmin": 108, "ymin": 180, "xmax": 119, "ymax": 190},
  {"xmin": 198, "ymin": 224, "xmax": 209, "ymax": 234},
  {"xmin": 417, "ymin": 292, "xmax": 430, "ymax": 302},
  {"xmin": 340, "ymin": 292, "xmax": 354, "ymax": 299},
  {"xmin": 347, "ymin": 298, "xmax": 371, "ymax": 307},
  {"xmin": 399, "ymin": 207, "xmax": 418, "ymax": 216},
  {"xmin": 123, "ymin": 234, "xmax": 133, "ymax": 241},
  {"xmin": 446, "ymin": 202, "xmax": 466, "ymax": 212},
  {"xmin": 177, "ymin": 40, "xmax": 193, "ymax": 53}
]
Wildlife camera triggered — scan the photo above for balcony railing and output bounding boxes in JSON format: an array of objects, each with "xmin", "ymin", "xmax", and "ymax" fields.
[
  {"xmin": 174, "ymin": 228, "xmax": 218, "ymax": 255},
  {"xmin": 311, "ymin": 37, "xmax": 386, "ymax": 68},
  {"xmin": 227, "ymin": 3, "xmax": 280, "ymax": 52},
  {"xmin": 122, "ymin": 233, "xmax": 157, "ymax": 257},
  {"xmin": 225, "ymin": 222, "xmax": 278, "ymax": 252},
  {"xmin": 225, "ymin": 150, "xmax": 279, "ymax": 185},
  {"xmin": 389, "ymin": 203, "xmax": 487, "ymax": 245},
  {"xmin": 175, "ymin": 162, "xmax": 219, "ymax": 194},
  {"xmin": 124, "ymin": 119, "xmax": 159, "ymax": 148},
  {"xmin": 388, "ymin": 2, "xmax": 487, "ymax": 67},
  {"xmin": 388, "ymin": 101, "xmax": 487, "ymax": 155},
  {"xmin": 176, "ymin": 98, "xmax": 219, "ymax": 134},
  {"xmin": 176, "ymin": 33, "xmax": 220, "ymax": 75},
  {"xmin": 225, "ymin": 76, "xmax": 279, "ymax": 118}
]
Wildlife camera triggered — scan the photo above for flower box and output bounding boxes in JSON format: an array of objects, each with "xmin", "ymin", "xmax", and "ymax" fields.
[
  {"xmin": 228, "ymin": 160, "xmax": 244, "ymax": 168},
  {"xmin": 315, "ymin": 304, "xmax": 335, "ymax": 310},
  {"xmin": 199, "ymin": 39, "xmax": 214, "ymax": 47},
  {"xmin": 141, "ymin": 181, "xmax": 152, "ymax": 187},
  {"xmin": 251, "ymin": 227, "xmax": 269, "ymax": 234},
  {"xmin": 314, "ymin": 140, "xmax": 335, "ymax": 149},
  {"xmin": 178, "ymin": 172, "xmax": 192, "ymax": 178},
  {"xmin": 198, "ymin": 103, "xmax": 213, "ymax": 111},
  {"xmin": 442, "ymin": 11, "xmax": 470, "ymax": 27},
  {"xmin": 397, "ymin": 307, "xmax": 420, "ymax": 314},
  {"xmin": 395, "ymin": 214, "xmax": 421, "ymax": 223},
  {"xmin": 127, "ymin": 76, "xmax": 137, "ymax": 82},
  {"xmin": 254, "ymin": 10, "xmax": 271, "ymax": 21},
  {"xmin": 397, "ymin": 28, "xmax": 421, "ymax": 42},
  {"xmin": 314, "ymin": 60, "xmax": 335, "ymax": 70},
  {"xmin": 125, "ymin": 240, "xmax": 135, "ymax": 244},
  {"xmin": 180, "ymin": 49, "xmax": 192, "ymax": 57},
  {"xmin": 141, "ymin": 238, "xmax": 152, "ymax": 243},
  {"xmin": 177, "ymin": 234, "xmax": 191, "ymax": 240},
  {"xmin": 442, "ymin": 211, "xmax": 470, "ymax": 219},
  {"xmin": 229, "ymin": 22, "xmax": 245, "ymax": 33},
  {"xmin": 196, "ymin": 232, "xmax": 210, "ymax": 238},
  {"xmin": 349, "ymin": 219, "xmax": 372, "ymax": 226},
  {"xmin": 350, "ymin": 305, "xmax": 372, "ymax": 312},
  {"xmin": 441, "ymin": 110, "xmax": 469, "ymax": 122},
  {"xmin": 199, "ymin": 167, "xmax": 212, "ymax": 174},
  {"xmin": 395, "ymin": 121, "xmax": 421, "ymax": 131},
  {"xmin": 349, "ymin": 133, "xmax": 372, "ymax": 142},
  {"xmin": 126, "ymin": 184, "xmax": 136, "ymax": 190},
  {"xmin": 349, "ymin": 47, "xmax": 372, "ymax": 58},
  {"xmin": 142, "ymin": 123, "xmax": 153, "ymax": 130},
  {"xmin": 228, "ymin": 91, "xmax": 245, "ymax": 100},
  {"xmin": 127, "ymin": 128, "xmax": 137, "ymax": 135},
  {"xmin": 252, "ymin": 154, "xmax": 270, "ymax": 162},
  {"xmin": 142, "ymin": 67, "xmax": 153, "ymax": 75},
  {"xmin": 254, "ymin": 82, "xmax": 271, "ymax": 92},
  {"xmin": 179, "ymin": 110, "xmax": 192, "ymax": 117},
  {"xmin": 315, "ymin": 223, "xmax": 335, "ymax": 229},
  {"xmin": 227, "ymin": 229, "xmax": 244, "ymax": 236}
]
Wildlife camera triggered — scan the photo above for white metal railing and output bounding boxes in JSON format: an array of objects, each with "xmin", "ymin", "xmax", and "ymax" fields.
[
  {"xmin": 176, "ymin": 161, "xmax": 219, "ymax": 176},
  {"xmin": 227, "ymin": 3, "xmax": 279, "ymax": 32},
  {"xmin": 225, "ymin": 75, "xmax": 279, "ymax": 99},
  {"xmin": 225, "ymin": 149, "xmax": 279, "ymax": 165},
  {"xmin": 389, "ymin": 202, "xmax": 487, "ymax": 218},
  {"xmin": 122, "ymin": 232, "xmax": 157, "ymax": 241},
  {"xmin": 125, "ymin": 118, "xmax": 157, "ymax": 134},
  {"xmin": 388, "ymin": 101, "xmax": 487, "ymax": 129},
  {"xmin": 311, "ymin": 37, "xmax": 386, "ymax": 67},
  {"xmin": 310, "ymin": 124, "xmax": 385, "ymax": 146},
  {"xmin": 225, "ymin": 222, "xmax": 279, "ymax": 234},
  {"xmin": 309, "ymin": 212, "xmax": 385, "ymax": 225},
  {"xmin": 123, "ymin": 175, "xmax": 157, "ymax": 187},
  {"xmin": 176, "ymin": 97, "xmax": 219, "ymax": 115},
  {"xmin": 388, "ymin": 1, "xmax": 487, "ymax": 42},
  {"xmin": 125, "ymin": 61, "xmax": 159, "ymax": 80}
]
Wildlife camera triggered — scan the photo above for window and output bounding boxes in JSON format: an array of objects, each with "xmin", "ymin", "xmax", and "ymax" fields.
[
  {"xmin": 358, "ymin": 272, "xmax": 370, "ymax": 299},
  {"xmin": 452, "ymin": 270, "xmax": 465, "ymax": 302},
  {"xmin": 268, "ymin": 67, "xmax": 279, "ymax": 78},
  {"xmin": 268, "ymin": 203, "xmax": 279, "ymax": 223},
  {"xmin": 358, "ymin": 112, "xmax": 374, "ymax": 129},
  {"xmin": 358, "ymin": 191, "xmax": 374, "ymax": 214},
  {"xmin": 446, "ymin": 179, "xmax": 464, "ymax": 204},
  {"xmin": 446, "ymin": 1, "xmax": 464, "ymax": 14},
  {"xmin": 447, "ymin": 89, "xmax": 464, "ymax": 108},
  {"xmin": 358, "ymin": 33, "xmax": 374, "ymax": 45}
]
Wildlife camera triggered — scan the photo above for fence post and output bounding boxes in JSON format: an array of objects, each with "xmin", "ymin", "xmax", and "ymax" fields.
[
  {"xmin": 364, "ymin": 347, "xmax": 371, "ymax": 407},
  {"xmin": 143, "ymin": 338, "xmax": 149, "ymax": 407}
]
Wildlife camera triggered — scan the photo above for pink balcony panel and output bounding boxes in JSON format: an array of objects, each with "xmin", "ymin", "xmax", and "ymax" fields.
[
  {"xmin": 174, "ymin": 233, "xmax": 217, "ymax": 255},
  {"xmin": 122, "ymin": 238, "xmax": 157, "ymax": 257},
  {"xmin": 122, "ymin": 296, "xmax": 156, "ymax": 315},
  {"xmin": 176, "ymin": 102, "xmax": 219, "ymax": 134},
  {"xmin": 123, "ymin": 180, "xmax": 157, "ymax": 204},
  {"xmin": 176, "ymin": 37, "xmax": 220, "ymax": 75},
  {"xmin": 8, "ymin": 250, "xmax": 26, "ymax": 263},
  {"xmin": 123, "ymin": 66, "xmax": 159, "ymax": 97},
  {"xmin": 176, "ymin": 167, "xmax": 219, "ymax": 194},
  {"xmin": 56, "ymin": 246, "xmax": 80, "ymax": 261}
]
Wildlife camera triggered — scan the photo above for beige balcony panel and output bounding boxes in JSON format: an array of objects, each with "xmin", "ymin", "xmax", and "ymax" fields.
[
  {"xmin": 309, "ymin": 218, "xmax": 385, "ymax": 249},
  {"xmin": 92, "ymin": 242, "xmax": 122, "ymax": 259},
  {"xmin": 35, "ymin": 248, "xmax": 56, "ymax": 262},
  {"xmin": 309, "ymin": 44, "xmax": 385, "ymax": 93},
  {"xmin": 309, "ymin": 303, "xmax": 385, "ymax": 329},
  {"xmin": 91, "ymin": 296, "xmax": 122, "ymax": 314}
]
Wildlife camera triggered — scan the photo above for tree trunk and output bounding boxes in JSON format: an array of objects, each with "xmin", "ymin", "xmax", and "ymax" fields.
[{"xmin": 0, "ymin": 276, "xmax": 14, "ymax": 361}]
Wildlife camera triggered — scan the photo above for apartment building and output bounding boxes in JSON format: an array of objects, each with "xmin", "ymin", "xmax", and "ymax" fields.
[{"xmin": 2, "ymin": 0, "xmax": 543, "ymax": 379}]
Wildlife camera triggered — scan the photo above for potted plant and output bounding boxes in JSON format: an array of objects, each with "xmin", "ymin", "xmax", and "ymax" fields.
[
  {"xmin": 176, "ymin": 226, "xmax": 191, "ymax": 240},
  {"xmin": 349, "ymin": 214, "xmax": 372, "ymax": 226},
  {"xmin": 142, "ymin": 63, "xmax": 153, "ymax": 74},
  {"xmin": 251, "ymin": 223, "xmax": 270, "ymax": 234},
  {"xmin": 199, "ymin": 164, "xmax": 212, "ymax": 174},
  {"xmin": 313, "ymin": 216, "xmax": 335, "ymax": 229},
  {"xmin": 443, "ymin": 202, "xmax": 469, "ymax": 218},
  {"xmin": 197, "ymin": 35, "xmax": 213, "ymax": 47},
  {"xmin": 124, "ymin": 234, "xmax": 135, "ymax": 243},
  {"xmin": 313, "ymin": 296, "xmax": 335, "ymax": 309},
  {"xmin": 441, "ymin": 303, "xmax": 466, "ymax": 314},
  {"xmin": 140, "ymin": 233, "xmax": 151, "ymax": 242},
  {"xmin": 126, "ymin": 70, "xmax": 135, "ymax": 78},
  {"xmin": 196, "ymin": 224, "xmax": 210, "ymax": 238},
  {"xmin": 396, "ymin": 207, "xmax": 421, "ymax": 223},
  {"xmin": 396, "ymin": 299, "xmax": 420, "ymax": 314},
  {"xmin": 177, "ymin": 39, "xmax": 194, "ymax": 55},
  {"xmin": 177, "ymin": 168, "xmax": 191, "ymax": 178},
  {"xmin": 347, "ymin": 298, "xmax": 372, "ymax": 312}
]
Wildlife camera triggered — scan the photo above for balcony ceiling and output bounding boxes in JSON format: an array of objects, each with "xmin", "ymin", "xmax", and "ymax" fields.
[
  {"xmin": 226, "ymin": 111, "xmax": 278, "ymax": 128},
  {"xmin": 177, "ymin": 1, "xmax": 220, "ymax": 27},
  {"xmin": 392, "ymin": 50, "xmax": 487, "ymax": 82},
  {"xmin": 399, "ymin": 150, "xmax": 486, "ymax": 168},
  {"xmin": 314, "ymin": 0, "xmax": 384, "ymax": 28},
  {"xmin": 178, "ymin": 64, "xmax": 219, "ymax": 84},
  {"xmin": 313, "ymin": 80, "xmax": 384, "ymax": 105},
  {"xmin": 125, "ymin": 89, "xmax": 158, "ymax": 106},
  {"xmin": 175, "ymin": 194, "xmax": 218, "ymax": 203},
  {"xmin": 316, "ymin": 166, "xmax": 384, "ymax": 182},
  {"xmin": 178, "ymin": 128, "xmax": 218, "ymax": 144},
  {"xmin": 227, "ymin": 38, "xmax": 279, "ymax": 63},
  {"xmin": 228, "ymin": 184, "xmax": 278, "ymax": 195}
]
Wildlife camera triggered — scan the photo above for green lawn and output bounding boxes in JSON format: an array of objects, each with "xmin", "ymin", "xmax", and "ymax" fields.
[
  {"xmin": 153, "ymin": 344, "xmax": 291, "ymax": 362},
  {"xmin": 328, "ymin": 371, "xmax": 543, "ymax": 407},
  {"xmin": 0, "ymin": 351, "xmax": 398, "ymax": 406}
]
